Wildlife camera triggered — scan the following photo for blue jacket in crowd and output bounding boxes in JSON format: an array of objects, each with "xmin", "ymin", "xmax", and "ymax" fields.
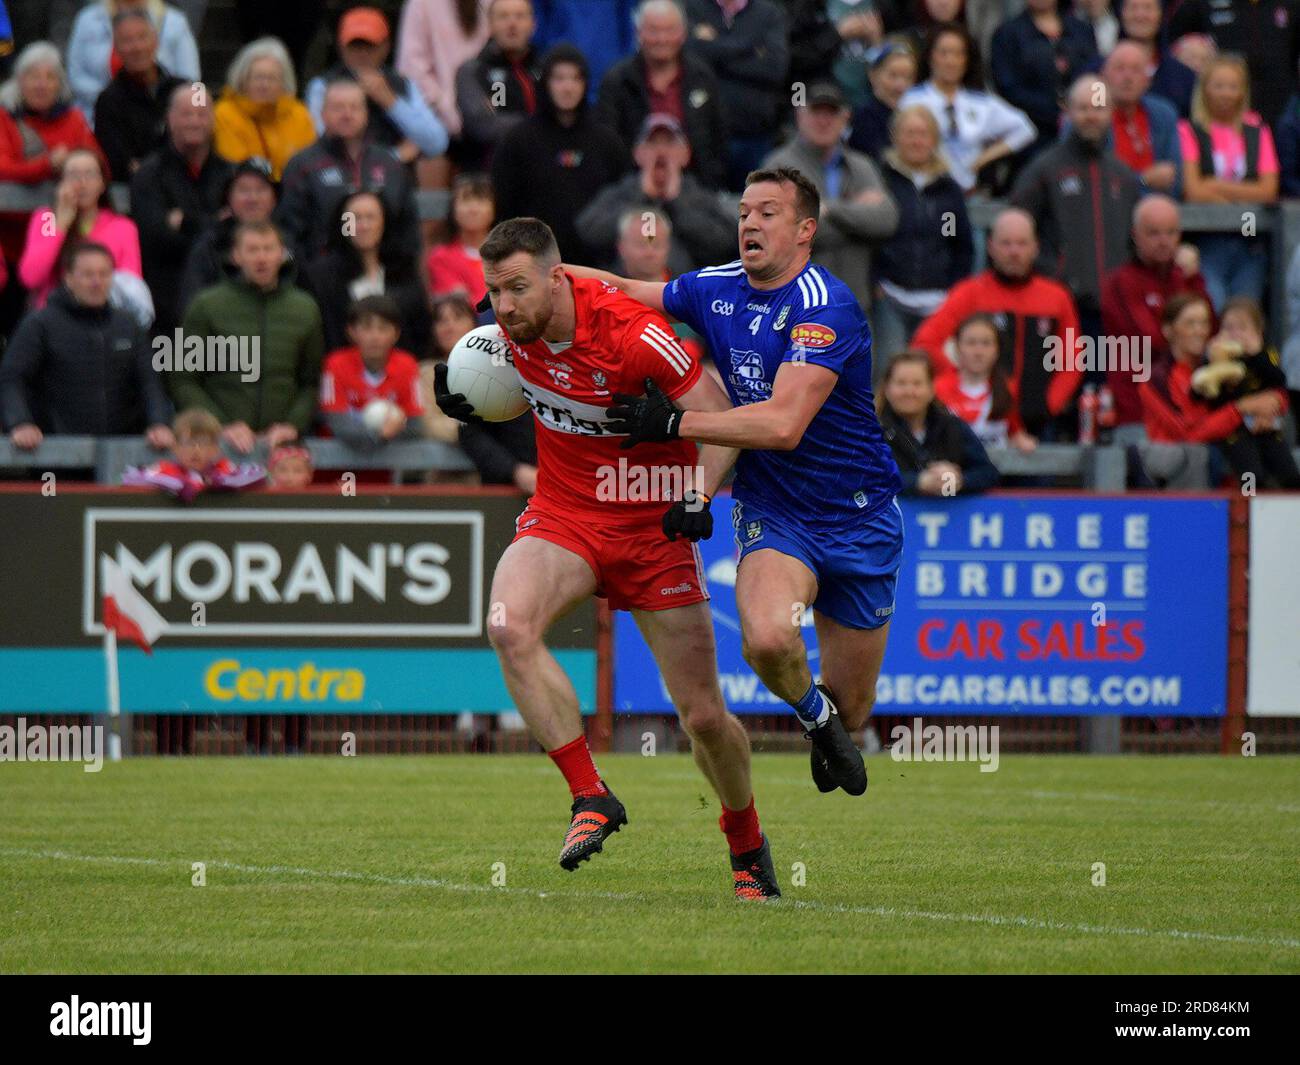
[
  {"xmin": 991, "ymin": 11, "xmax": 1099, "ymax": 142},
  {"xmin": 875, "ymin": 158, "xmax": 974, "ymax": 294}
]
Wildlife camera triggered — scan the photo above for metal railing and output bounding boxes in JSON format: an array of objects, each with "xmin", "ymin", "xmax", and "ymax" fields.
[
  {"xmin": 0, "ymin": 433, "xmax": 1131, "ymax": 487},
  {"xmin": 0, "ymin": 434, "xmax": 473, "ymax": 483}
]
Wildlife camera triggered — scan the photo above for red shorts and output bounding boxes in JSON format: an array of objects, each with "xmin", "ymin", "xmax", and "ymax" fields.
[{"xmin": 512, "ymin": 499, "xmax": 709, "ymax": 612}]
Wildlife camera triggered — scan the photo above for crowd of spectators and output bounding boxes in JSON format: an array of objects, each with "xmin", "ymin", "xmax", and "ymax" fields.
[{"xmin": 0, "ymin": 0, "xmax": 1298, "ymax": 494}]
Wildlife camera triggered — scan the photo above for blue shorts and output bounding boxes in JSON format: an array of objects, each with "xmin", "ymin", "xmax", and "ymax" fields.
[{"xmin": 732, "ymin": 496, "xmax": 903, "ymax": 630}]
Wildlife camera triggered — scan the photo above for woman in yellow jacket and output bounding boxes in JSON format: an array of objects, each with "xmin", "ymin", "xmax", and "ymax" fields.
[{"xmin": 213, "ymin": 37, "xmax": 316, "ymax": 180}]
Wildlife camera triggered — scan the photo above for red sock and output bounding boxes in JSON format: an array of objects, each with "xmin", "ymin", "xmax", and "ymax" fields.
[
  {"xmin": 548, "ymin": 736, "xmax": 607, "ymax": 798},
  {"xmin": 719, "ymin": 797, "xmax": 763, "ymax": 857}
]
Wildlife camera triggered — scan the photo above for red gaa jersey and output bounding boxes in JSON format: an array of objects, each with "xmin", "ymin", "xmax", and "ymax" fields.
[
  {"xmin": 934, "ymin": 373, "xmax": 1022, "ymax": 446},
  {"xmin": 319, "ymin": 347, "xmax": 424, "ymax": 416},
  {"xmin": 507, "ymin": 275, "xmax": 702, "ymax": 520}
]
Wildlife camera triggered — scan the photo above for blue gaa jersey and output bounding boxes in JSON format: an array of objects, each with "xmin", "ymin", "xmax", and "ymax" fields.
[{"xmin": 663, "ymin": 260, "xmax": 902, "ymax": 524}]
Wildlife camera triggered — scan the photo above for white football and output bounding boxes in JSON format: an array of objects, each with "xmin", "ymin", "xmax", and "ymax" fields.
[
  {"xmin": 446, "ymin": 324, "xmax": 528, "ymax": 422},
  {"xmin": 362, "ymin": 398, "xmax": 400, "ymax": 432}
]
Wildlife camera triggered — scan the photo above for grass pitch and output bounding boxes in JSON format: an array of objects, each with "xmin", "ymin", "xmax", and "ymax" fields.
[{"xmin": 1, "ymin": 753, "xmax": 1297, "ymax": 974}]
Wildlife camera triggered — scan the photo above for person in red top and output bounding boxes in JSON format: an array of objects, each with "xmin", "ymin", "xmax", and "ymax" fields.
[
  {"xmin": 1138, "ymin": 292, "xmax": 1285, "ymax": 446},
  {"xmin": 1101, "ymin": 195, "xmax": 1214, "ymax": 433},
  {"xmin": 0, "ymin": 43, "xmax": 103, "ymax": 186},
  {"xmin": 911, "ymin": 208, "xmax": 1083, "ymax": 437},
  {"xmin": 0, "ymin": 42, "xmax": 105, "ymax": 271},
  {"xmin": 933, "ymin": 312, "xmax": 1039, "ymax": 452},
  {"xmin": 319, "ymin": 295, "xmax": 425, "ymax": 450},
  {"xmin": 426, "ymin": 173, "xmax": 492, "ymax": 307},
  {"xmin": 122, "ymin": 408, "xmax": 266, "ymax": 502},
  {"xmin": 434, "ymin": 216, "xmax": 781, "ymax": 899}
]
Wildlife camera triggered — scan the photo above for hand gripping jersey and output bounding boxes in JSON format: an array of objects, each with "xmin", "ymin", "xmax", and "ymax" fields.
[
  {"xmin": 663, "ymin": 260, "xmax": 902, "ymax": 524},
  {"xmin": 509, "ymin": 275, "xmax": 702, "ymax": 520}
]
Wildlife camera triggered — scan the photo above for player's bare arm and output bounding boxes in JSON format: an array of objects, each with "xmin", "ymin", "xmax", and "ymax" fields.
[
  {"xmin": 611, "ymin": 362, "xmax": 839, "ymax": 452},
  {"xmin": 672, "ymin": 371, "xmax": 740, "ymax": 496},
  {"xmin": 561, "ymin": 263, "xmax": 669, "ymax": 316}
]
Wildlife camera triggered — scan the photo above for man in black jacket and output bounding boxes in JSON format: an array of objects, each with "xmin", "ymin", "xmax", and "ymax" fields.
[
  {"xmin": 276, "ymin": 78, "xmax": 422, "ymax": 266},
  {"xmin": 1010, "ymin": 75, "xmax": 1142, "ymax": 337},
  {"xmin": 491, "ymin": 44, "xmax": 628, "ymax": 264},
  {"xmin": 684, "ymin": 0, "xmax": 789, "ymax": 190},
  {"xmin": 455, "ymin": 0, "xmax": 542, "ymax": 172},
  {"xmin": 91, "ymin": 8, "xmax": 184, "ymax": 180},
  {"xmin": 130, "ymin": 84, "xmax": 235, "ymax": 340},
  {"xmin": 575, "ymin": 114, "xmax": 736, "ymax": 272},
  {"xmin": 1, "ymin": 243, "xmax": 172, "ymax": 451},
  {"xmin": 177, "ymin": 158, "xmax": 280, "ymax": 317},
  {"xmin": 596, "ymin": 0, "xmax": 728, "ymax": 189}
]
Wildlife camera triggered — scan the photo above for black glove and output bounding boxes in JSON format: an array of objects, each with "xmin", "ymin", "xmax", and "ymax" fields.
[
  {"xmin": 433, "ymin": 361, "xmax": 482, "ymax": 424},
  {"xmin": 607, "ymin": 377, "xmax": 684, "ymax": 450},
  {"xmin": 662, "ymin": 489, "xmax": 713, "ymax": 542}
]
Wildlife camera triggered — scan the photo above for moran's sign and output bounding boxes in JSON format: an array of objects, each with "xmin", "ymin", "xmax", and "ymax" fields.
[{"xmin": 82, "ymin": 508, "xmax": 484, "ymax": 637}]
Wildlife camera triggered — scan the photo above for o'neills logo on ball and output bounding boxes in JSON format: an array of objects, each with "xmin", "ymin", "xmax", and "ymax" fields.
[{"xmin": 789, "ymin": 323, "xmax": 836, "ymax": 348}]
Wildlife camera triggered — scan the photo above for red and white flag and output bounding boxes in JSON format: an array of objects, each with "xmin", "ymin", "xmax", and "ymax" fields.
[{"xmin": 101, "ymin": 557, "xmax": 166, "ymax": 654}]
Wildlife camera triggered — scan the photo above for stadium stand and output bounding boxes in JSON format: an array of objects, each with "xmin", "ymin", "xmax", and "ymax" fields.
[{"xmin": 0, "ymin": 0, "xmax": 1298, "ymax": 761}]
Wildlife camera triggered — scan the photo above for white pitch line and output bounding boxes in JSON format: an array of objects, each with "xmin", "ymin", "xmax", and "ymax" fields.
[{"xmin": 2, "ymin": 846, "xmax": 1297, "ymax": 953}]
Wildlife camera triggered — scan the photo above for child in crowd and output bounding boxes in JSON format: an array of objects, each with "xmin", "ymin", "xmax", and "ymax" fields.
[
  {"xmin": 266, "ymin": 444, "xmax": 315, "ymax": 489},
  {"xmin": 933, "ymin": 313, "xmax": 1038, "ymax": 452},
  {"xmin": 1204, "ymin": 298, "xmax": 1300, "ymax": 488},
  {"xmin": 319, "ymin": 295, "xmax": 425, "ymax": 450},
  {"xmin": 123, "ymin": 408, "xmax": 265, "ymax": 501},
  {"xmin": 877, "ymin": 349, "xmax": 999, "ymax": 496}
]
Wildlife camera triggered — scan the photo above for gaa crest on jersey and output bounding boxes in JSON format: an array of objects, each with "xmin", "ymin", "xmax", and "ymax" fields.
[
  {"xmin": 592, "ymin": 370, "xmax": 607, "ymax": 388},
  {"xmin": 730, "ymin": 348, "xmax": 764, "ymax": 381},
  {"xmin": 774, "ymin": 305, "xmax": 790, "ymax": 330},
  {"xmin": 789, "ymin": 322, "xmax": 836, "ymax": 348},
  {"xmin": 742, "ymin": 519, "xmax": 763, "ymax": 545}
]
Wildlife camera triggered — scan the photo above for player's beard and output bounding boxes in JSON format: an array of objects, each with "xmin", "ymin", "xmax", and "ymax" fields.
[
  {"xmin": 502, "ymin": 313, "xmax": 545, "ymax": 345},
  {"xmin": 500, "ymin": 298, "xmax": 553, "ymax": 345}
]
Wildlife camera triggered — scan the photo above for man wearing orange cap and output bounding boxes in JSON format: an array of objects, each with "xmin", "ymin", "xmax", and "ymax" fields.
[{"xmin": 305, "ymin": 6, "xmax": 448, "ymax": 164}]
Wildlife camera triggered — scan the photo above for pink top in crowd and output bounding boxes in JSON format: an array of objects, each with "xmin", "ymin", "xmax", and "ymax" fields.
[
  {"xmin": 17, "ymin": 207, "xmax": 143, "ymax": 308},
  {"xmin": 1176, "ymin": 116, "xmax": 1280, "ymax": 181}
]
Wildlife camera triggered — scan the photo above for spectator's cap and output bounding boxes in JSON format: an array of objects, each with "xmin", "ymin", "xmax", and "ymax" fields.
[
  {"xmin": 338, "ymin": 7, "xmax": 389, "ymax": 45},
  {"xmin": 636, "ymin": 113, "xmax": 687, "ymax": 145},
  {"xmin": 224, "ymin": 157, "xmax": 279, "ymax": 201},
  {"xmin": 805, "ymin": 82, "xmax": 848, "ymax": 110}
]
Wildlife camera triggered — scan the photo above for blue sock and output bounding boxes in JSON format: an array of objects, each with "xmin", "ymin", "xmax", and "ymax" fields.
[{"xmin": 791, "ymin": 682, "xmax": 829, "ymax": 729}]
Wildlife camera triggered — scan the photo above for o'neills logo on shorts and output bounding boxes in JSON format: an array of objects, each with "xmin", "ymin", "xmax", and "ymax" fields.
[
  {"xmin": 660, "ymin": 582, "xmax": 693, "ymax": 596},
  {"xmin": 789, "ymin": 323, "xmax": 836, "ymax": 348}
]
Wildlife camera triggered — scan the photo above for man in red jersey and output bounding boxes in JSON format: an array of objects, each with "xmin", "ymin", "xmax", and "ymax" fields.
[{"xmin": 434, "ymin": 217, "xmax": 780, "ymax": 899}]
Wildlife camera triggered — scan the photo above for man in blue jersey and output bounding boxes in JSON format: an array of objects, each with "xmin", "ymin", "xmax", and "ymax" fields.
[{"xmin": 572, "ymin": 166, "xmax": 903, "ymax": 796}]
